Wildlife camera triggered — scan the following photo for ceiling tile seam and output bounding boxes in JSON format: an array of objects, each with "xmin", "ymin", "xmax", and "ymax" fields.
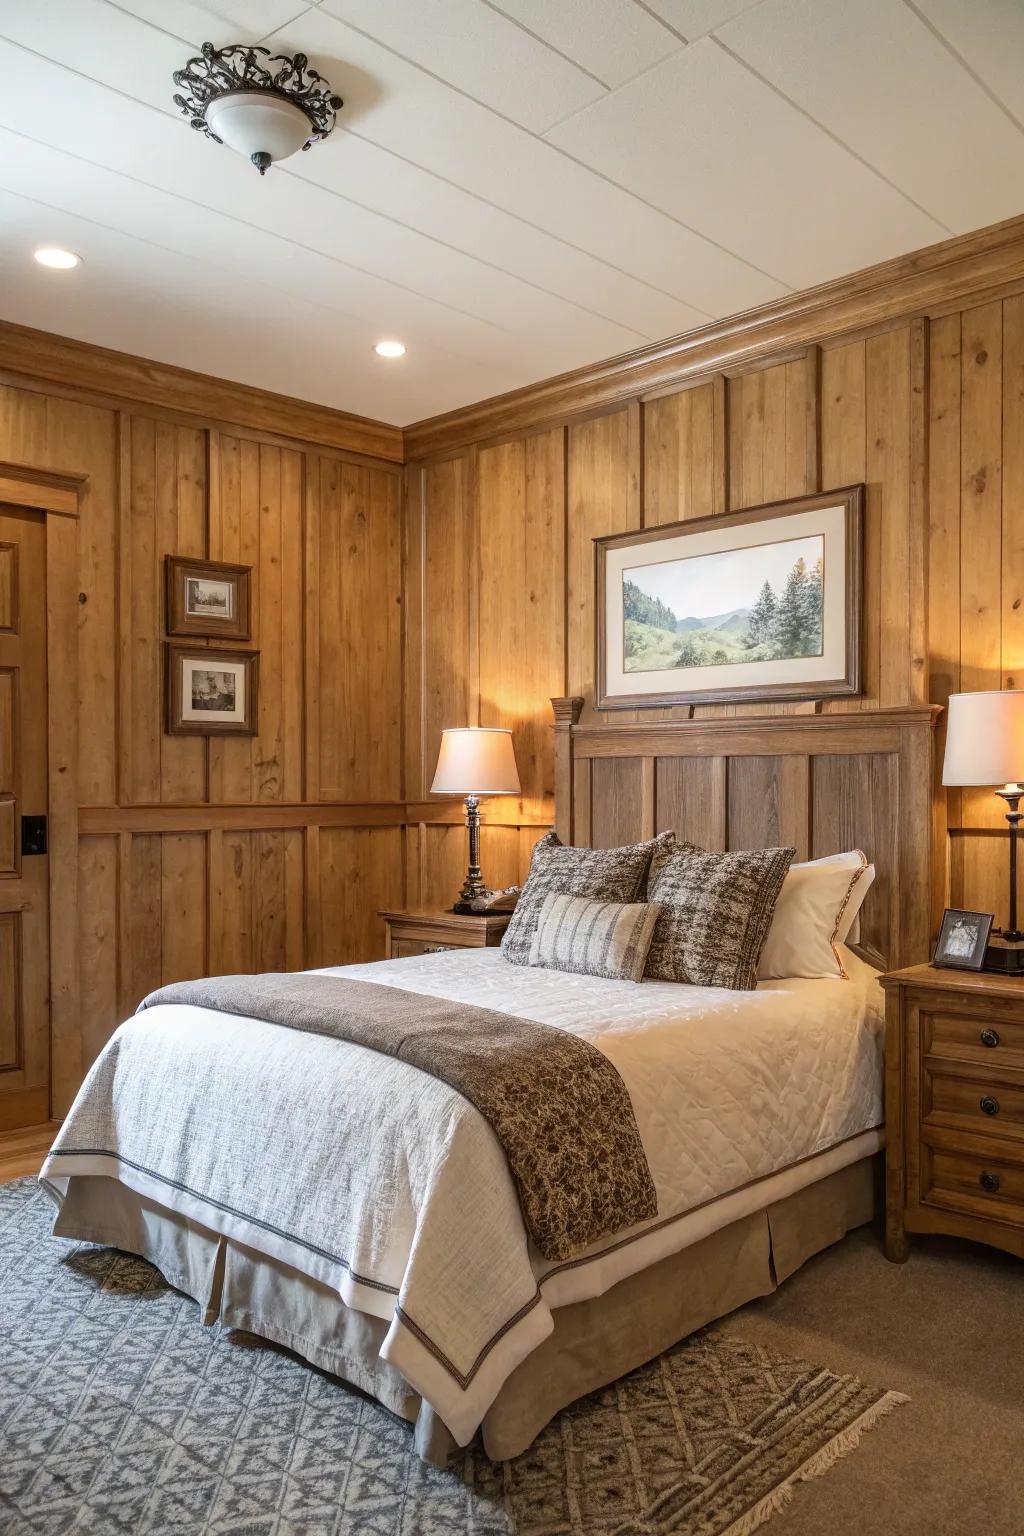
[
  {"xmin": 284, "ymin": 158, "xmax": 669, "ymax": 336},
  {"xmin": 539, "ymin": 39, "xmax": 696, "ymax": 136},
  {"xmin": 629, "ymin": 0, "xmax": 689, "ymax": 46},
  {"xmin": 254, "ymin": 7, "xmax": 320, "ymax": 48},
  {"xmin": 709, "ymin": 35, "xmax": 954, "ymax": 239},
  {"xmin": 38, "ymin": 5, "xmax": 717, "ymax": 329},
  {"xmin": 334, "ymin": 125, "xmax": 722, "ymax": 320},
  {"xmin": 277, "ymin": 13, "xmax": 792, "ymax": 290},
  {"xmin": 477, "ymin": 0, "xmax": 614, "ymax": 91},
  {"xmin": 902, "ymin": 0, "xmax": 1024, "ymax": 138},
  {"xmin": 0, "ymin": 43, "xmax": 657, "ymax": 349},
  {"xmin": 0, "ymin": 130, "xmax": 625, "ymax": 367}
]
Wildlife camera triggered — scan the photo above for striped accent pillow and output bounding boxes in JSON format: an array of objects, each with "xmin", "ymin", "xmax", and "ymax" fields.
[{"xmin": 528, "ymin": 894, "xmax": 662, "ymax": 983}]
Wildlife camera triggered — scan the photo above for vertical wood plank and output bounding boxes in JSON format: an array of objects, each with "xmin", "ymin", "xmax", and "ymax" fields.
[
  {"xmin": 866, "ymin": 327, "xmax": 913, "ymax": 707},
  {"xmin": 478, "ymin": 429, "xmax": 565, "ymax": 813},
  {"xmin": 567, "ymin": 410, "xmax": 634, "ymax": 720},
  {"xmin": 644, "ymin": 382, "xmax": 719, "ymax": 527}
]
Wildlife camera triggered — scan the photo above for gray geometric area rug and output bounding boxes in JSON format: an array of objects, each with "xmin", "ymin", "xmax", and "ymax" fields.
[{"xmin": 1, "ymin": 1177, "xmax": 906, "ymax": 1536}]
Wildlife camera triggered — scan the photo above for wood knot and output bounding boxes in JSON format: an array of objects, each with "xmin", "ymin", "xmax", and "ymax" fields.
[
  {"xmin": 976, "ymin": 349, "xmax": 988, "ymax": 365},
  {"xmin": 1014, "ymin": 597, "xmax": 1022, "ymax": 611},
  {"xmin": 973, "ymin": 470, "xmax": 987, "ymax": 493}
]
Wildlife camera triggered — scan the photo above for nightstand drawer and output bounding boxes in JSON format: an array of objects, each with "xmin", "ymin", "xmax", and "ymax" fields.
[
  {"xmin": 925, "ymin": 1010, "xmax": 1024, "ymax": 1071},
  {"xmin": 390, "ymin": 939, "xmax": 434, "ymax": 958},
  {"xmin": 924, "ymin": 1066, "xmax": 1024, "ymax": 1140},
  {"xmin": 924, "ymin": 1146, "xmax": 1024, "ymax": 1223}
]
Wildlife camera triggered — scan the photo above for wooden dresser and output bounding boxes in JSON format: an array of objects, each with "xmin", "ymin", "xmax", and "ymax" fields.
[
  {"xmin": 881, "ymin": 964, "xmax": 1024, "ymax": 1262},
  {"xmin": 381, "ymin": 910, "xmax": 511, "ymax": 959}
]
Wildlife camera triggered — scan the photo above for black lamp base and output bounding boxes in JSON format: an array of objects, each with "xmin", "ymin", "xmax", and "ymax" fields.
[{"xmin": 984, "ymin": 933, "xmax": 1024, "ymax": 974}]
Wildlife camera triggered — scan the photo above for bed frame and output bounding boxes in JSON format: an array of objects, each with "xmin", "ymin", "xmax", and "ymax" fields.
[{"xmin": 552, "ymin": 698, "xmax": 944, "ymax": 972}]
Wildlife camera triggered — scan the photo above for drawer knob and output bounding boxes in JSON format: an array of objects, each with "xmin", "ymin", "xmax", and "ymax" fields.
[
  {"xmin": 980, "ymin": 1095, "xmax": 1000, "ymax": 1116},
  {"xmin": 980, "ymin": 1028, "xmax": 1000, "ymax": 1048},
  {"xmin": 979, "ymin": 1171, "xmax": 1001, "ymax": 1194}
]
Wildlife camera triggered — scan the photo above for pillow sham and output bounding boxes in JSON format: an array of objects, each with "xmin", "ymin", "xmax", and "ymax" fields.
[
  {"xmin": 501, "ymin": 829, "xmax": 673, "ymax": 968},
  {"xmin": 528, "ymin": 893, "xmax": 662, "ymax": 983},
  {"xmin": 644, "ymin": 841, "xmax": 794, "ymax": 990},
  {"xmin": 758, "ymin": 850, "xmax": 875, "ymax": 980}
]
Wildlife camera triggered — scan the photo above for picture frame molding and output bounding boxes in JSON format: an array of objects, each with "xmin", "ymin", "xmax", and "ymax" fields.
[
  {"xmin": 594, "ymin": 485, "xmax": 863, "ymax": 710},
  {"xmin": 165, "ymin": 555, "xmax": 252, "ymax": 640},
  {"xmin": 166, "ymin": 643, "xmax": 259, "ymax": 737}
]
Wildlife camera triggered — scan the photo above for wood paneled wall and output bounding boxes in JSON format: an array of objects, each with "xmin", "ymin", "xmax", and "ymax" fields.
[
  {"xmin": 8, "ymin": 217, "xmax": 1024, "ymax": 1107},
  {"xmin": 404, "ymin": 289, "xmax": 1024, "ymax": 927},
  {"xmin": 0, "ymin": 371, "xmax": 406, "ymax": 1104}
]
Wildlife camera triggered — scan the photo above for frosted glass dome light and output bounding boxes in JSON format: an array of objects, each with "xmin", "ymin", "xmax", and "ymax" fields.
[
  {"xmin": 204, "ymin": 92, "xmax": 314, "ymax": 174},
  {"xmin": 173, "ymin": 43, "xmax": 343, "ymax": 176}
]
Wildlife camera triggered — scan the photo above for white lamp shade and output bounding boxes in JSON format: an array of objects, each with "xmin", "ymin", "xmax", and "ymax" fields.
[
  {"xmin": 431, "ymin": 728, "xmax": 520, "ymax": 795},
  {"xmin": 942, "ymin": 690, "xmax": 1024, "ymax": 786},
  {"xmin": 205, "ymin": 91, "xmax": 312, "ymax": 165}
]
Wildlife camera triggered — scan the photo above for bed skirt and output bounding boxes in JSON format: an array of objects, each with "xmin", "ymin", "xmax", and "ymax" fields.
[{"xmin": 48, "ymin": 1157, "xmax": 875, "ymax": 1464}]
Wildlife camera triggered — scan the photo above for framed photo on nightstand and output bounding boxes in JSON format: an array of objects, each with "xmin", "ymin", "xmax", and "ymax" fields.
[{"xmin": 933, "ymin": 907, "xmax": 993, "ymax": 971}]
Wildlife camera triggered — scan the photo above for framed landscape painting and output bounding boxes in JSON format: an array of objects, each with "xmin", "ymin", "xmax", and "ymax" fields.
[
  {"xmin": 595, "ymin": 486, "xmax": 863, "ymax": 710},
  {"xmin": 167, "ymin": 645, "xmax": 259, "ymax": 736}
]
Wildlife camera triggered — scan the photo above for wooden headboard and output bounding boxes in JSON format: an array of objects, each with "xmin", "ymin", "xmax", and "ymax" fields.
[{"xmin": 552, "ymin": 700, "xmax": 943, "ymax": 972}]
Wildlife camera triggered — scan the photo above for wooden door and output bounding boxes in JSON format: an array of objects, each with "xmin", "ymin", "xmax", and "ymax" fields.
[{"xmin": 0, "ymin": 507, "xmax": 49, "ymax": 1130}]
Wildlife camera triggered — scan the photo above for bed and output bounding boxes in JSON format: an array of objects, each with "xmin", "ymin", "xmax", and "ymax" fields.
[{"xmin": 40, "ymin": 700, "xmax": 941, "ymax": 1463}]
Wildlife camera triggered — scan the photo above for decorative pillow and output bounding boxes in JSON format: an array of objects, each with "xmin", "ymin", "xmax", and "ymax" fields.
[
  {"xmin": 644, "ymin": 842, "xmax": 794, "ymax": 989},
  {"xmin": 528, "ymin": 893, "xmax": 662, "ymax": 983},
  {"xmin": 758, "ymin": 850, "xmax": 875, "ymax": 980},
  {"xmin": 501, "ymin": 829, "xmax": 674, "ymax": 968}
]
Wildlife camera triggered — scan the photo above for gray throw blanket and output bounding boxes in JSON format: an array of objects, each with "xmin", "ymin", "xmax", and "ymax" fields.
[{"xmin": 138, "ymin": 973, "xmax": 657, "ymax": 1261}]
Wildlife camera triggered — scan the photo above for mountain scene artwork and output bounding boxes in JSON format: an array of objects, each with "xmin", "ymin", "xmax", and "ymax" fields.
[{"xmin": 623, "ymin": 534, "xmax": 824, "ymax": 674}]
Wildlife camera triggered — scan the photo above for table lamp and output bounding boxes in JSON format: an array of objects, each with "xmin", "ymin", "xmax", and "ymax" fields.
[
  {"xmin": 430, "ymin": 727, "xmax": 521, "ymax": 913},
  {"xmin": 943, "ymin": 689, "xmax": 1024, "ymax": 972}
]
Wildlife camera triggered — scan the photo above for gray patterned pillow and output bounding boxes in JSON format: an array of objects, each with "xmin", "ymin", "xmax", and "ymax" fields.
[
  {"xmin": 644, "ymin": 842, "xmax": 795, "ymax": 989},
  {"xmin": 528, "ymin": 894, "xmax": 662, "ymax": 983},
  {"xmin": 502, "ymin": 830, "xmax": 674, "ymax": 968}
]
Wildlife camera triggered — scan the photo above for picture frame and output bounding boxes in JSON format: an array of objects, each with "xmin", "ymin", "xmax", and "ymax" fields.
[
  {"xmin": 595, "ymin": 486, "xmax": 863, "ymax": 710},
  {"xmin": 166, "ymin": 556, "xmax": 251, "ymax": 640},
  {"xmin": 166, "ymin": 644, "xmax": 259, "ymax": 737},
  {"xmin": 933, "ymin": 907, "xmax": 993, "ymax": 972}
]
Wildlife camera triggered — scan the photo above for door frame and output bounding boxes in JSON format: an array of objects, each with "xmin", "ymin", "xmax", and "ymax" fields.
[{"xmin": 0, "ymin": 460, "xmax": 84, "ymax": 1119}]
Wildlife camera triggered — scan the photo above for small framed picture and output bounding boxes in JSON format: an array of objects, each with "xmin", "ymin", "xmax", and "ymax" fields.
[
  {"xmin": 933, "ymin": 908, "xmax": 993, "ymax": 971},
  {"xmin": 166, "ymin": 557, "xmax": 251, "ymax": 639},
  {"xmin": 167, "ymin": 645, "xmax": 259, "ymax": 736}
]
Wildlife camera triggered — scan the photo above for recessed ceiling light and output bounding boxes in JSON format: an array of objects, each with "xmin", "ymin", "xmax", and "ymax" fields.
[
  {"xmin": 374, "ymin": 340, "xmax": 406, "ymax": 358},
  {"xmin": 34, "ymin": 247, "xmax": 80, "ymax": 270}
]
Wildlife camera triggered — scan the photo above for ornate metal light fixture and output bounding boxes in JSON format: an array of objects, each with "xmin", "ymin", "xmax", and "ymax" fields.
[{"xmin": 173, "ymin": 43, "xmax": 343, "ymax": 175}]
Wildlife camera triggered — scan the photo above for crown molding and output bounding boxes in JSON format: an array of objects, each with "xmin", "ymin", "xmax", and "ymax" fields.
[
  {"xmin": 0, "ymin": 319, "xmax": 402, "ymax": 463},
  {"xmin": 404, "ymin": 212, "xmax": 1024, "ymax": 461}
]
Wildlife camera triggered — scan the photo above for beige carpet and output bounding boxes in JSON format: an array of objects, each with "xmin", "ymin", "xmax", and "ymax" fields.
[{"xmin": 719, "ymin": 1226, "xmax": 1024, "ymax": 1535}]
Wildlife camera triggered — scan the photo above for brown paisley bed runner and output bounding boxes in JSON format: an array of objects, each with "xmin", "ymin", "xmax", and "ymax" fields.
[{"xmin": 138, "ymin": 972, "xmax": 657, "ymax": 1261}]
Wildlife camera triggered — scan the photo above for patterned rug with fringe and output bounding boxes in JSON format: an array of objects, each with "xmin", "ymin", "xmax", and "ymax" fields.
[{"xmin": 1, "ymin": 1176, "xmax": 906, "ymax": 1535}]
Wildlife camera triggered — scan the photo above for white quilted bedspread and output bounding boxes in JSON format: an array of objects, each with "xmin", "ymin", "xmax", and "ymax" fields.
[
  {"xmin": 347, "ymin": 946, "xmax": 883, "ymax": 1219},
  {"xmin": 44, "ymin": 947, "xmax": 883, "ymax": 1446}
]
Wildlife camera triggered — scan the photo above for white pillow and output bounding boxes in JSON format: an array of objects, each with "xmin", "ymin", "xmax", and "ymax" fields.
[{"xmin": 757, "ymin": 850, "xmax": 875, "ymax": 980}]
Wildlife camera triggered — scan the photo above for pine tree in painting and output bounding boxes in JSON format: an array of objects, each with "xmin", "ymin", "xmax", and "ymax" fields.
[{"xmin": 746, "ymin": 580, "xmax": 778, "ymax": 648}]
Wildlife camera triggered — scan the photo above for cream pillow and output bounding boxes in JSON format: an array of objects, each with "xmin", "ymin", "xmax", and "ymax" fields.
[{"xmin": 757, "ymin": 851, "xmax": 874, "ymax": 980}]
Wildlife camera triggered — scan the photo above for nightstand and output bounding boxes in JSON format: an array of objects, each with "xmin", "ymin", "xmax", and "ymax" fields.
[
  {"xmin": 881, "ymin": 963, "xmax": 1024, "ymax": 1263},
  {"xmin": 381, "ymin": 910, "xmax": 512, "ymax": 960}
]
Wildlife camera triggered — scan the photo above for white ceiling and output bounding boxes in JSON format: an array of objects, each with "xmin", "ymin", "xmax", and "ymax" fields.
[{"xmin": 0, "ymin": 0, "xmax": 1021, "ymax": 426}]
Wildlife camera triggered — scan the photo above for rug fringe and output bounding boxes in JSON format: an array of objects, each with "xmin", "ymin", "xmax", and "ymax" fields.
[{"xmin": 718, "ymin": 1391, "xmax": 909, "ymax": 1536}]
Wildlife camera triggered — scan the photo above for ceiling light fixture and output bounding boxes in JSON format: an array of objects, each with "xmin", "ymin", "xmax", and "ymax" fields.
[
  {"xmin": 374, "ymin": 340, "xmax": 406, "ymax": 358},
  {"xmin": 34, "ymin": 247, "xmax": 80, "ymax": 270},
  {"xmin": 173, "ymin": 42, "xmax": 343, "ymax": 175}
]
